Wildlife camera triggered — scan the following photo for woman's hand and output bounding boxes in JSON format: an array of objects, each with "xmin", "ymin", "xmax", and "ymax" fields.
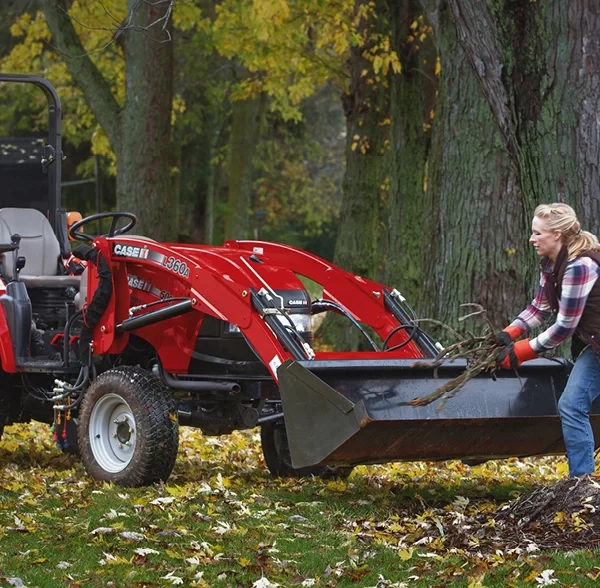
[{"xmin": 496, "ymin": 339, "xmax": 537, "ymax": 369}]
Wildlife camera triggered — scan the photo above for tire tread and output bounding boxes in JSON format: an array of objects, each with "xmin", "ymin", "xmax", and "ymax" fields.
[{"xmin": 78, "ymin": 366, "xmax": 179, "ymax": 486}]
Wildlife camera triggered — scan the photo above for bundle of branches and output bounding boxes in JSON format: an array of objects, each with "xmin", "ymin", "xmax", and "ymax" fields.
[{"xmin": 408, "ymin": 303, "xmax": 512, "ymax": 410}]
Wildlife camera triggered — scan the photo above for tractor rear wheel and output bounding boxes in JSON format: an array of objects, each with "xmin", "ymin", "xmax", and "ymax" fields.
[
  {"xmin": 78, "ymin": 367, "xmax": 179, "ymax": 486},
  {"xmin": 261, "ymin": 421, "xmax": 353, "ymax": 480}
]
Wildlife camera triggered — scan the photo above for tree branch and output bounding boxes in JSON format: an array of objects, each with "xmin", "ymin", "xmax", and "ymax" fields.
[{"xmin": 42, "ymin": 0, "xmax": 120, "ymax": 147}]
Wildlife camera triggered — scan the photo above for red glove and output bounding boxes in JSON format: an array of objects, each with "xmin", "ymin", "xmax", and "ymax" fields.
[
  {"xmin": 495, "ymin": 325, "xmax": 523, "ymax": 347},
  {"xmin": 496, "ymin": 339, "xmax": 537, "ymax": 369}
]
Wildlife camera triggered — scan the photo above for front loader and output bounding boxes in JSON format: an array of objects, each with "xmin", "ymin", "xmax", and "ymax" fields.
[{"xmin": 1, "ymin": 74, "xmax": 599, "ymax": 487}]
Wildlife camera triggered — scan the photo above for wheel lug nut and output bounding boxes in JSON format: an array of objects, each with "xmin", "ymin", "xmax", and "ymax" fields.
[
  {"xmin": 118, "ymin": 443, "xmax": 123, "ymax": 449},
  {"xmin": 112, "ymin": 433, "xmax": 118, "ymax": 438}
]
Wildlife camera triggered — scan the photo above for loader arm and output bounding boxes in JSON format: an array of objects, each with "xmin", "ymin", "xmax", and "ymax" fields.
[
  {"xmin": 87, "ymin": 237, "xmax": 298, "ymax": 379},
  {"xmin": 222, "ymin": 240, "xmax": 433, "ymax": 357}
]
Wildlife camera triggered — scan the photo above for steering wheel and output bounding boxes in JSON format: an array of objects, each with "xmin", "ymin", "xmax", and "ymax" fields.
[{"xmin": 69, "ymin": 212, "xmax": 138, "ymax": 242}]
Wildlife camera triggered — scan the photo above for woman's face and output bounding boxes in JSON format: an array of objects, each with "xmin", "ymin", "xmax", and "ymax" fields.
[{"xmin": 530, "ymin": 216, "xmax": 563, "ymax": 260}]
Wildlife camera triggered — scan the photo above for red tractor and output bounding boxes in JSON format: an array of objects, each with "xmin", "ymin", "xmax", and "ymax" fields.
[{"xmin": 1, "ymin": 74, "xmax": 598, "ymax": 486}]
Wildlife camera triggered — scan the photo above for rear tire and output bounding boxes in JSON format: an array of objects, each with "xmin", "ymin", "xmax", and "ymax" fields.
[
  {"xmin": 261, "ymin": 421, "xmax": 353, "ymax": 480},
  {"xmin": 78, "ymin": 367, "xmax": 179, "ymax": 486}
]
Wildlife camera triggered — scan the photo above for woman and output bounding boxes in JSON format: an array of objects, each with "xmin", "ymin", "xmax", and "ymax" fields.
[{"xmin": 496, "ymin": 202, "xmax": 600, "ymax": 477}]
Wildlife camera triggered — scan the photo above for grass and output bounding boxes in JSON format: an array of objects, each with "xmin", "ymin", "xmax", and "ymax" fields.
[{"xmin": 0, "ymin": 422, "xmax": 599, "ymax": 587}]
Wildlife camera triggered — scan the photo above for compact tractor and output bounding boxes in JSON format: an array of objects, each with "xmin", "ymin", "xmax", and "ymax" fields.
[{"xmin": 1, "ymin": 74, "xmax": 598, "ymax": 487}]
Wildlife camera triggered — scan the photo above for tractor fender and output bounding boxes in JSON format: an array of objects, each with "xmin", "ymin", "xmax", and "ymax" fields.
[{"xmin": 0, "ymin": 305, "xmax": 17, "ymax": 372}]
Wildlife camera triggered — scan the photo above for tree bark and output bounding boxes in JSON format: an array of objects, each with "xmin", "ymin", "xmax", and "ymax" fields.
[
  {"xmin": 449, "ymin": 0, "xmax": 600, "ymax": 230},
  {"xmin": 386, "ymin": 0, "xmax": 436, "ymax": 303},
  {"xmin": 118, "ymin": 0, "xmax": 176, "ymax": 240},
  {"xmin": 320, "ymin": 0, "xmax": 392, "ymax": 349},
  {"xmin": 418, "ymin": 1, "xmax": 529, "ymax": 329},
  {"xmin": 223, "ymin": 94, "xmax": 262, "ymax": 240},
  {"xmin": 42, "ymin": 0, "xmax": 177, "ymax": 240},
  {"xmin": 334, "ymin": 0, "xmax": 391, "ymax": 281}
]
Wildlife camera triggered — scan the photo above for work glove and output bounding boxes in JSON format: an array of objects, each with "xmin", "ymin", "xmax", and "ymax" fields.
[
  {"xmin": 496, "ymin": 339, "xmax": 537, "ymax": 369},
  {"xmin": 494, "ymin": 325, "xmax": 523, "ymax": 347}
]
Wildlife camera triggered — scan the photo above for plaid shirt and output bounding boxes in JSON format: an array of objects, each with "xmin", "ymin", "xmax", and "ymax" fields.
[{"xmin": 509, "ymin": 256, "xmax": 600, "ymax": 352}]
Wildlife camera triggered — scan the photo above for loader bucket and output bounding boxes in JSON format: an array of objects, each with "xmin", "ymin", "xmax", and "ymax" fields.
[{"xmin": 277, "ymin": 358, "xmax": 600, "ymax": 469}]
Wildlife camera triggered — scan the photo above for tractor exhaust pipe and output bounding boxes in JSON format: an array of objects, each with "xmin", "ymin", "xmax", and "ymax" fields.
[{"xmin": 158, "ymin": 363, "xmax": 241, "ymax": 393}]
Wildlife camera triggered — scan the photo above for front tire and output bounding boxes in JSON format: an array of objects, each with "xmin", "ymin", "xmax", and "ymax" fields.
[
  {"xmin": 261, "ymin": 421, "xmax": 353, "ymax": 480},
  {"xmin": 78, "ymin": 367, "xmax": 179, "ymax": 486}
]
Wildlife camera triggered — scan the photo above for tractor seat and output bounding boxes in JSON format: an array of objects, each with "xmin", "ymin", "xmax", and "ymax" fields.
[{"xmin": 0, "ymin": 207, "xmax": 80, "ymax": 287}]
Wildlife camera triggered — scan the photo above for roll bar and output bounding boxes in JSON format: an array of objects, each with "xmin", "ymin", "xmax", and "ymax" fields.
[{"xmin": 0, "ymin": 74, "xmax": 68, "ymax": 254}]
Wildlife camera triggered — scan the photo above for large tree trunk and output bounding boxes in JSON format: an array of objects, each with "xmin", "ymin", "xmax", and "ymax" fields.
[
  {"xmin": 386, "ymin": 0, "xmax": 436, "ymax": 303},
  {"xmin": 320, "ymin": 0, "xmax": 391, "ymax": 349},
  {"xmin": 449, "ymin": 0, "xmax": 600, "ymax": 232},
  {"xmin": 334, "ymin": 1, "xmax": 390, "ymax": 282},
  {"xmin": 224, "ymin": 95, "xmax": 262, "ymax": 240},
  {"xmin": 418, "ymin": 1, "xmax": 529, "ymax": 330},
  {"xmin": 118, "ymin": 0, "xmax": 176, "ymax": 240},
  {"xmin": 43, "ymin": 0, "xmax": 177, "ymax": 241}
]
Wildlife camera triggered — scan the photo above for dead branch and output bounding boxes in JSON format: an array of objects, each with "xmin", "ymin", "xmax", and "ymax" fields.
[{"xmin": 408, "ymin": 304, "xmax": 512, "ymax": 409}]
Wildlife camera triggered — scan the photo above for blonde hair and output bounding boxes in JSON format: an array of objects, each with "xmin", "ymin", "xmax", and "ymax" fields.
[{"xmin": 534, "ymin": 202, "xmax": 600, "ymax": 259}]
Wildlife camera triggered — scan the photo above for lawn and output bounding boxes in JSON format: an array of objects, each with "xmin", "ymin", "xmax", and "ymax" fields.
[{"xmin": 1, "ymin": 422, "xmax": 599, "ymax": 587}]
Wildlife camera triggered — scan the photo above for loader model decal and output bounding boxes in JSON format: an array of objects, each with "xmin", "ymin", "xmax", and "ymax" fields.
[
  {"xmin": 162, "ymin": 255, "xmax": 190, "ymax": 278},
  {"xmin": 113, "ymin": 243, "xmax": 190, "ymax": 279},
  {"xmin": 127, "ymin": 274, "xmax": 172, "ymax": 301}
]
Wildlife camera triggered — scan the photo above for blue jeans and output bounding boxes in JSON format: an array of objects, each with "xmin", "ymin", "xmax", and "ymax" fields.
[{"xmin": 557, "ymin": 346, "xmax": 600, "ymax": 476}]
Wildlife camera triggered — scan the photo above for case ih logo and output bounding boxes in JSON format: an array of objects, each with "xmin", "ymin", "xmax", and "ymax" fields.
[{"xmin": 113, "ymin": 243, "xmax": 150, "ymax": 259}]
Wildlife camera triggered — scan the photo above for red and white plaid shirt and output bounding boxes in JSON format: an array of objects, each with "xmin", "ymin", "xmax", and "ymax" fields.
[{"xmin": 510, "ymin": 257, "xmax": 600, "ymax": 352}]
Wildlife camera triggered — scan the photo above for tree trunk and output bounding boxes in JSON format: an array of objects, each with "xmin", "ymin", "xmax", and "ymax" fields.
[
  {"xmin": 449, "ymin": 0, "xmax": 600, "ymax": 233},
  {"xmin": 118, "ymin": 0, "xmax": 176, "ymax": 240},
  {"xmin": 43, "ymin": 0, "xmax": 177, "ymax": 241},
  {"xmin": 386, "ymin": 0, "xmax": 436, "ymax": 303},
  {"xmin": 418, "ymin": 1, "xmax": 529, "ymax": 330},
  {"xmin": 320, "ymin": 0, "xmax": 392, "ymax": 349},
  {"xmin": 334, "ymin": 1, "xmax": 391, "ymax": 282},
  {"xmin": 224, "ymin": 95, "xmax": 262, "ymax": 240}
]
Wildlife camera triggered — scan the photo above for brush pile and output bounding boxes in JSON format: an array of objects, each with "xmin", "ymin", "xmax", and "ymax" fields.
[{"xmin": 408, "ymin": 303, "xmax": 511, "ymax": 409}]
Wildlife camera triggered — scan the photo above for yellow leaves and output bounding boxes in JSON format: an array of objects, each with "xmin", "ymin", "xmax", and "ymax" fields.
[
  {"xmin": 398, "ymin": 547, "xmax": 413, "ymax": 561},
  {"xmin": 435, "ymin": 55, "xmax": 442, "ymax": 77},
  {"xmin": 552, "ymin": 511, "xmax": 568, "ymax": 527},
  {"xmin": 365, "ymin": 35, "xmax": 402, "ymax": 76},
  {"xmin": 326, "ymin": 478, "xmax": 347, "ymax": 492},
  {"xmin": 100, "ymin": 552, "xmax": 130, "ymax": 565},
  {"xmin": 172, "ymin": 95, "xmax": 187, "ymax": 126},
  {"xmin": 350, "ymin": 135, "xmax": 372, "ymax": 155},
  {"xmin": 213, "ymin": 0, "xmax": 354, "ymax": 119},
  {"xmin": 173, "ymin": 3, "xmax": 207, "ymax": 32},
  {"xmin": 10, "ymin": 13, "xmax": 32, "ymax": 37}
]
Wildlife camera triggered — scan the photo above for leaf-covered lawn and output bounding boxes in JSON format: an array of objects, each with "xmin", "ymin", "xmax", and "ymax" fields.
[{"xmin": 1, "ymin": 422, "xmax": 599, "ymax": 587}]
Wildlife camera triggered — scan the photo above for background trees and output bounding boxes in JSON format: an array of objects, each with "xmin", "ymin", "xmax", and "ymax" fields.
[{"xmin": 2, "ymin": 0, "xmax": 599, "ymax": 337}]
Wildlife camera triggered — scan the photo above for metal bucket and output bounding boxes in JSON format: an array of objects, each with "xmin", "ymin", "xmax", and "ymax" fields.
[{"xmin": 277, "ymin": 357, "xmax": 600, "ymax": 469}]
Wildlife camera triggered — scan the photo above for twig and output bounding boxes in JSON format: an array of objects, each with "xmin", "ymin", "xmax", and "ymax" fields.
[{"xmin": 408, "ymin": 304, "xmax": 511, "ymax": 409}]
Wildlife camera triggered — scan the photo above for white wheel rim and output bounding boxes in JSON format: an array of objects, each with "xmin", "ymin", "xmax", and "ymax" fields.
[{"xmin": 89, "ymin": 393, "xmax": 137, "ymax": 473}]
